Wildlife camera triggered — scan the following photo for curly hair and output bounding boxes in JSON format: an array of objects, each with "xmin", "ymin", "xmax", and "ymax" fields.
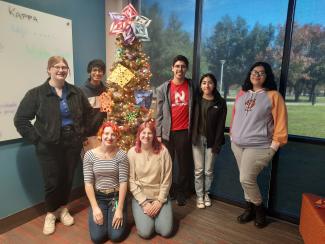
[
  {"xmin": 87, "ymin": 59, "xmax": 106, "ymax": 74},
  {"xmin": 242, "ymin": 62, "xmax": 277, "ymax": 91},
  {"xmin": 97, "ymin": 121, "xmax": 120, "ymax": 140}
]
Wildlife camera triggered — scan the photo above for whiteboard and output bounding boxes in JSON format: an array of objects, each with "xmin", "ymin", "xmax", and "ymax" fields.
[{"xmin": 0, "ymin": 1, "xmax": 74, "ymax": 141}]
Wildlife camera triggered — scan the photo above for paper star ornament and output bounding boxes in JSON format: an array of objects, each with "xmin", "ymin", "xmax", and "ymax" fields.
[{"xmin": 108, "ymin": 64, "xmax": 135, "ymax": 87}]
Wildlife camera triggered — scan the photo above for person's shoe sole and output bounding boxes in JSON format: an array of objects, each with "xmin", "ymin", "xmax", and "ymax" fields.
[
  {"xmin": 204, "ymin": 202, "xmax": 212, "ymax": 207},
  {"xmin": 237, "ymin": 214, "xmax": 255, "ymax": 224},
  {"xmin": 197, "ymin": 204, "xmax": 205, "ymax": 209},
  {"xmin": 254, "ymin": 220, "xmax": 267, "ymax": 228}
]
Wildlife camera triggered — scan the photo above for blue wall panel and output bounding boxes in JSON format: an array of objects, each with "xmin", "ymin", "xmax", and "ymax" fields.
[
  {"xmin": 210, "ymin": 136, "xmax": 272, "ymax": 207},
  {"xmin": 0, "ymin": 0, "xmax": 105, "ymax": 219}
]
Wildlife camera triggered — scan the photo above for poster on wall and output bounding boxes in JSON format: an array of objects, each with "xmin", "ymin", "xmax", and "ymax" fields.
[{"xmin": 0, "ymin": 0, "xmax": 74, "ymax": 142}]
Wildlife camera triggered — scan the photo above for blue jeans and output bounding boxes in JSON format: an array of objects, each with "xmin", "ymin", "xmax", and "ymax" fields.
[
  {"xmin": 88, "ymin": 191, "xmax": 127, "ymax": 243},
  {"xmin": 132, "ymin": 198, "xmax": 173, "ymax": 238}
]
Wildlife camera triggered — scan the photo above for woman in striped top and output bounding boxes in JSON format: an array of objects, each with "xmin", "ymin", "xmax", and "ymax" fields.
[{"xmin": 83, "ymin": 122, "xmax": 129, "ymax": 243}]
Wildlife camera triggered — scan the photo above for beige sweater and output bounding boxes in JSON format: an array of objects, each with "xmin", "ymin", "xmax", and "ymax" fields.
[{"xmin": 127, "ymin": 146, "xmax": 172, "ymax": 204}]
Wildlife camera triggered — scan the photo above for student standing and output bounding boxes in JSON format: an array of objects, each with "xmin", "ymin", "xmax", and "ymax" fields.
[
  {"xmin": 230, "ymin": 62, "xmax": 288, "ymax": 228},
  {"xmin": 156, "ymin": 55, "xmax": 196, "ymax": 206},
  {"xmin": 80, "ymin": 59, "xmax": 107, "ymax": 136},
  {"xmin": 14, "ymin": 56, "xmax": 93, "ymax": 235},
  {"xmin": 191, "ymin": 73, "xmax": 227, "ymax": 209}
]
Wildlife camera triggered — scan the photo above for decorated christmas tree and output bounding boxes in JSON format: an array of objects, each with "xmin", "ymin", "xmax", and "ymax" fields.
[{"xmin": 100, "ymin": 4, "xmax": 153, "ymax": 150}]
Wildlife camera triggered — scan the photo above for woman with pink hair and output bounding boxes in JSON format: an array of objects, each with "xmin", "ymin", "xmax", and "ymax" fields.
[{"xmin": 128, "ymin": 120, "xmax": 173, "ymax": 239}]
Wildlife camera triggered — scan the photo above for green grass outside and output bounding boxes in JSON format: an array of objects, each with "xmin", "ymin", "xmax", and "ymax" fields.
[
  {"xmin": 227, "ymin": 94, "xmax": 325, "ymax": 104},
  {"xmin": 285, "ymin": 95, "xmax": 325, "ymax": 103},
  {"xmin": 225, "ymin": 104, "xmax": 325, "ymax": 138}
]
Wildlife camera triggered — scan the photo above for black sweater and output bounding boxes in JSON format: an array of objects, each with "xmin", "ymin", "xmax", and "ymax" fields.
[
  {"xmin": 191, "ymin": 92, "xmax": 227, "ymax": 153},
  {"xmin": 80, "ymin": 80, "xmax": 107, "ymax": 136}
]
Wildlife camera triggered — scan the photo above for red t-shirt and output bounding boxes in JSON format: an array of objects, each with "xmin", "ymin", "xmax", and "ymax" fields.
[{"xmin": 170, "ymin": 80, "xmax": 189, "ymax": 131}]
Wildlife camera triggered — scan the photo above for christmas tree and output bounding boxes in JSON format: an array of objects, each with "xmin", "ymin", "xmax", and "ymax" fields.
[{"xmin": 100, "ymin": 4, "xmax": 153, "ymax": 150}]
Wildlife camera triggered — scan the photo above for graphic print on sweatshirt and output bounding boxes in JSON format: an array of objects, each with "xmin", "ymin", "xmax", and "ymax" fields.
[
  {"xmin": 171, "ymin": 81, "xmax": 189, "ymax": 107},
  {"xmin": 170, "ymin": 80, "xmax": 189, "ymax": 131}
]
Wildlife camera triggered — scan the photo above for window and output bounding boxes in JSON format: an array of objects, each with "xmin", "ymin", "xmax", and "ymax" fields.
[
  {"xmin": 286, "ymin": 0, "xmax": 325, "ymax": 138},
  {"xmin": 200, "ymin": 0, "xmax": 288, "ymax": 126},
  {"xmin": 141, "ymin": 0, "xmax": 195, "ymax": 88}
]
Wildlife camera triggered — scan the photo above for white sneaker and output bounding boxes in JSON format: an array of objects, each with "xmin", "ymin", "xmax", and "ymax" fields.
[
  {"xmin": 196, "ymin": 197, "xmax": 205, "ymax": 209},
  {"xmin": 43, "ymin": 213, "xmax": 56, "ymax": 235},
  {"xmin": 59, "ymin": 207, "xmax": 74, "ymax": 226},
  {"xmin": 204, "ymin": 193, "xmax": 212, "ymax": 207}
]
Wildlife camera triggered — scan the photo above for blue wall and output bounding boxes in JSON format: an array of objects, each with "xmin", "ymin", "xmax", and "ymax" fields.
[
  {"xmin": 0, "ymin": 0, "xmax": 106, "ymax": 219},
  {"xmin": 210, "ymin": 136, "xmax": 325, "ymax": 220},
  {"xmin": 210, "ymin": 136, "xmax": 272, "ymax": 207}
]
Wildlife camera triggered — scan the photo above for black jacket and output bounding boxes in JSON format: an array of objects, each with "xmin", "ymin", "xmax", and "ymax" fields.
[
  {"xmin": 80, "ymin": 79, "xmax": 106, "ymax": 98},
  {"xmin": 80, "ymin": 79, "xmax": 107, "ymax": 136},
  {"xmin": 14, "ymin": 79, "xmax": 94, "ymax": 144},
  {"xmin": 191, "ymin": 92, "xmax": 227, "ymax": 153}
]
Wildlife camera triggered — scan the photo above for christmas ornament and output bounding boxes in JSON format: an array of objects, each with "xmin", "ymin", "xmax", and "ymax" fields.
[
  {"xmin": 134, "ymin": 90, "xmax": 153, "ymax": 109},
  {"xmin": 99, "ymin": 91, "xmax": 114, "ymax": 113},
  {"xmin": 108, "ymin": 3, "xmax": 151, "ymax": 45},
  {"xmin": 108, "ymin": 64, "xmax": 135, "ymax": 87}
]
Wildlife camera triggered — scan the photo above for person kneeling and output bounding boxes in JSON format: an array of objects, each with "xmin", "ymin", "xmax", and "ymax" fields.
[
  {"xmin": 128, "ymin": 120, "xmax": 173, "ymax": 238},
  {"xmin": 83, "ymin": 122, "xmax": 129, "ymax": 243}
]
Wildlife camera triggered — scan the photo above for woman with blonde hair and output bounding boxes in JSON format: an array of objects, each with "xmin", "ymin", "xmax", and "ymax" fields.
[{"xmin": 14, "ymin": 56, "xmax": 94, "ymax": 235}]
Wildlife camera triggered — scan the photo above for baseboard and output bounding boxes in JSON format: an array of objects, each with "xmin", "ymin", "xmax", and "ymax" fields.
[
  {"xmin": 0, "ymin": 186, "xmax": 85, "ymax": 234},
  {"xmin": 210, "ymin": 194, "xmax": 246, "ymax": 208},
  {"xmin": 210, "ymin": 194, "xmax": 299, "ymax": 224}
]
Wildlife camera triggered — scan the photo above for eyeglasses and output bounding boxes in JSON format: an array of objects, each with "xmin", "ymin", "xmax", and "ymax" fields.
[
  {"xmin": 52, "ymin": 66, "xmax": 69, "ymax": 71},
  {"xmin": 173, "ymin": 64, "xmax": 187, "ymax": 69},
  {"xmin": 251, "ymin": 70, "xmax": 266, "ymax": 77}
]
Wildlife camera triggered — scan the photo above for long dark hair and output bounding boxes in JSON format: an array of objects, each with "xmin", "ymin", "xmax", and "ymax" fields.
[
  {"xmin": 242, "ymin": 62, "xmax": 277, "ymax": 91},
  {"xmin": 199, "ymin": 73, "xmax": 222, "ymax": 99}
]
